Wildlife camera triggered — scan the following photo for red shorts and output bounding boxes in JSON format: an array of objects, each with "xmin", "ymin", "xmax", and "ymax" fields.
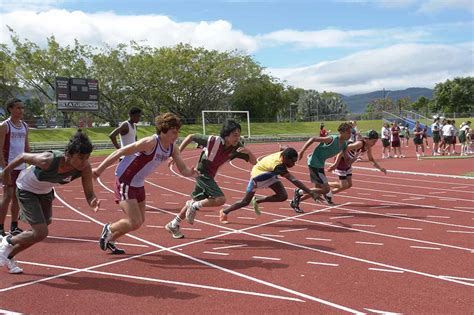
[
  {"xmin": 114, "ymin": 178, "xmax": 146, "ymax": 204},
  {"xmin": 3, "ymin": 169, "xmax": 21, "ymax": 188}
]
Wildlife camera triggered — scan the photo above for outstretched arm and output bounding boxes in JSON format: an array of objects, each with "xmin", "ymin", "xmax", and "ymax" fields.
[
  {"xmin": 171, "ymin": 145, "xmax": 199, "ymax": 177},
  {"xmin": 283, "ymin": 172, "xmax": 319, "ymax": 200},
  {"xmin": 367, "ymin": 148, "xmax": 386, "ymax": 174},
  {"xmin": 81, "ymin": 165, "xmax": 100, "ymax": 212}
]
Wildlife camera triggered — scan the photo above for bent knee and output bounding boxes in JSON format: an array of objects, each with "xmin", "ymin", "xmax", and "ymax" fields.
[{"xmin": 214, "ymin": 196, "xmax": 226, "ymax": 206}]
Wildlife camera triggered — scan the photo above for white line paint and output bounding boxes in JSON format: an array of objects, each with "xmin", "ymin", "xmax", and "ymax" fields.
[
  {"xmin": 279, "ymin": 228, "xmax": 308, "ymax": 233},
  {"xmin": 439, "ymin": 275, "xmax": 474, "ymax": 282},
  {"xmin": 204, "ymin": 214, "xmax": 220, "ymax": 218},
  {"xmin": 164, "ymin": 202, "xmax": 180, "ymax": 205},
  {"xmin": 447, "ymin": 230, "xmax": 474, "ymax": 234},
  {"xmin": 203, "ymin": 251, "xmax": 229, "ymax": 256},
  {"xmin": 330, "ymin": 215, "xmax": 354, "ymax": 219},
  {"xmin": 260, "ymin": 234, "xmax": 285, "ymax": 238},
  {"xmin": 452, "ymin": 186, "xmax": 468, "ymax": 189},
  {"xmin": 212, "ymin": 244, "xmax": 247, "ymax": 250},
  {"xmin": 386, "ymin": 213, "xmax": 407, "ymax": 216},
  {"xmin": 307, "ymin": 261, "xmax": 339, "ymax": 267},
  {"xmin": 410, "ymin": 246, "xmax": 441, "ymax": 250},
  {"xmin": 368, "ymin": 268, "xmax": 404, "ymax": 274},
  {"xmin": 181, "ymin": 227, "xmax": 202, "ymax": 231},
  {"xmin": 426, "ymin": 215, "xmax": 450, "ymax": 219},
  {"xmin": 454, "ymin": 206, "xmax": 474, "ymax": 210},
  {"xmin": 352, "ymin": 224, "xmax": 376, "ymax": 227},
  {"xmin": 382, "ymin": 195, "xmax": 397, "ymax": 198},
  {"xmin": 397, "ymin": 227, "xmax": 423, "ymax": 231},
  {"xmin": 252, "ymin": 256, "xmax": 281, "ymax": 261},
  {"xmin": 356, "ymin": 241, "xmax": 384, "ymax": 246},
  {"xmin": 52, "ymin": 205, "xmax": 65, "ymax": 208},
  {"xmin": 364, "ymin": 307, "xmax": 402, "ymax": 315},
  {"xmin": 237, "ymin": 216, "xmax": 256, "ymax": 220},
  {"xmin": 370, "ymin": 205, "xmax": 391, "ymax": 209},
  {"xmin": 53, "ymin": 217, "xmax": 91, "ymax": 223},
  {"xmin": 429, "ymin": 191, "xmax": 445, "ymax": 194},
  {"xmin": 306, "ymin": 237, "xmax": 332, "ymax": 242},
  {"xmin": 0, "ymin": 309, "xmax": 22, "ymax": 315},
  {"xmin": 357, "ymin": 193, "xmax": 371, "ymax": 196}
]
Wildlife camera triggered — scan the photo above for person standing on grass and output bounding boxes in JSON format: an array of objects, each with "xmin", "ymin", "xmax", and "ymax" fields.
[
  {"xmin": 290, "ymin": 122, "xmax": 352, "ymax": 211},
  {"xmin": 0, "ymin": 130, "xmax": 99, "ymax": 274},
  {"xmin": 413, "ymin": 121, "xmax": 425, "ymax": 159},
  {"xmin": 0, "ymin": 98, "xmax": 30, "ymax": 237},
  {"xmin": 164, "ymin": 120, "xmax": 257, "ymax": 239},
  {"xmin": 93, "ymin": 113, "xmax": 198, "ymax": 253},
  {"xmin": 219, "ymin": 147, "xmax": 320, "ymax": 223},
  {"xmin": 327, "ymin": 130, "xmax": 387, "ymax": 201}
]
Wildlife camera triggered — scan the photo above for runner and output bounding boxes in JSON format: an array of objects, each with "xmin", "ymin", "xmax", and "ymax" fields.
[
  {"xmin": 164, "ymin": 120, "xmax": 257, "ymax": 239},
  {"xmin": 219, "ymin": 147, "xmax": 319, "ymax": 223},
  {"xmin": 0, "ymin": 130, "xmax": 99, "ymax": 274},
  {"xmin": 93, "ymin": 113, "xmax": 198, "ymax": 253}
]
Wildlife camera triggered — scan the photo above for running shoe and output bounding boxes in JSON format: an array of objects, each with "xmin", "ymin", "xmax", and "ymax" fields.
[
  {"xmin": 251, "ymin": 197, "xmax": 261, "ymax": 215},
  {"xmin": 185, "ymin": 200, "xmax": 197, "ymax": 225},
  {"xmin": 165, "ymin": 222, "xmax": 184, "ymax": 239},
  {"xmin": 107, "ymin": 242, "xmax": 126, "ymax": 255},
  {"xmin": 6, "ymin": 258, "xmax": 23, "ymax": 274},
  {"xmin": 292, "ymin": 188, "xmax": 302, "ymax": 207},
  {"xmin": 324, "ymin": 194, "xmax": 335, "ymax": 205},
  {"xmin": 9, "ymin": 227, "xmax": 23, "ymax": 236},
  {"xmin": 289, "ymin": 200, "xmax": 304, "ymax": 214},
  {"xmin": 219, "ymin": 209, "xmax": 229, "ymax": 224},
  {"xmin": 99, "ymin": 223, "xmax": 112, "ymax": 251}
]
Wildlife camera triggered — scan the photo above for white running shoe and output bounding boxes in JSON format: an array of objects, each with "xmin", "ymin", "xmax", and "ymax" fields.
[
  {"xmin": 0, "ymin": 236, "xmax": 13, "ymax": 266},
  {"xmin": 185, "ymin": 200, "xmax": 196, "ymax": 225},
  {"xmin": 6, "ymin": 258, "xmax": 23, "ymax": 274}
]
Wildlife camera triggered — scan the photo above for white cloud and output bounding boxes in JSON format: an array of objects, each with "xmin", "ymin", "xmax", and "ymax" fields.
[
  {"xmin": 0, "ymin": 0, "xmax": 66, "ymax": 12},
  {"xmin": 0, "ymin": 9, "xmax": 258, "ymax": 53},
  {"xmin": 266, "ymin": 43, "xmax": 474, "ymax": 95}
]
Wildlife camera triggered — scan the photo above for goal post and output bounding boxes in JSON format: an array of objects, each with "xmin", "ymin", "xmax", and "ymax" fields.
[{"xmin": 201, "ymin": 110, "xmax": 251, "ymax": 138}]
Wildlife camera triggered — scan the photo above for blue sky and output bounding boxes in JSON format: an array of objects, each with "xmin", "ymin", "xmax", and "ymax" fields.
[{"xmin": 0, "ymin": 0, "xmax": 472, "ymax": 95}]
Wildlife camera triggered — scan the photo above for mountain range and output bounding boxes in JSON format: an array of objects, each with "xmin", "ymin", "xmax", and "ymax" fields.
[{"xmin": 341, "ymin": 87, "xmax": 434, "ymax": 113}]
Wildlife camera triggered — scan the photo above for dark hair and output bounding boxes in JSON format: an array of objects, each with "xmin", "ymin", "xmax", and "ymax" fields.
[
  {"xmin": 320, "ymin": 123, "xmax": 325, "ymax": 130},
  {"xmin": 129, "ymin": 107, "xmax": 142, "ymax": 116},
  {"xmin": 337, "ymin": 122, "xmax": 352, "ymax": 133},
  {"xmin": 282, "ymin": 147, "xmax": 298, "ymax": 161},
  {"xmin": 66, "ymin": 129, "xmax": 93, "ymax": 155},
  {"xmin": 5, "ymin": 98, "xmax": 22, "ymax": 114},
  {"xmin": 220, "ymin": 120, "xmax": 241, "ymax": 138},
  {"xmin": 155, "ymin": 112, "xmax": 182, "ymax": 133},
  {"xmin": 366, "ymin": 130, "xmax": 379, "ymax": 140}
]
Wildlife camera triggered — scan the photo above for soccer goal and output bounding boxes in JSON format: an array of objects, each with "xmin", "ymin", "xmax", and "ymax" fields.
[{"xmin": 202, "ymin": 110, "xmax": 251, "ymax": 138}]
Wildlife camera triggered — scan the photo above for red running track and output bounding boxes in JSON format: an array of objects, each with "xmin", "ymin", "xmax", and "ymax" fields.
[{"xmin": 0, "ymin": 142, "xmax": 473, "ymax": 314}]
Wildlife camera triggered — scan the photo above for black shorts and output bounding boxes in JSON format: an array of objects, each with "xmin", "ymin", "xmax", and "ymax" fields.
[
  {"xmin": 382, "ymin": 138, "xmax": 390, "ymax": 147},
  {"xmin": 308, "ymin": 166, "xmax": 328, "ymax": 185}
]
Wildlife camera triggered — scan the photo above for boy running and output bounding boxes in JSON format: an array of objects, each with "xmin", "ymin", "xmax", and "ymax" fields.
[
  {"xmin": 93, "ymin": 113, "xmax": 198, "ymax": 254},
  {"xmin": 165, "ymin": 120, "xmax": 257, "ymax": 239},
  {"xmin": 290, "ymin": 122, "xmax": 352, "ymax": 212},
  {"xmin": 220, "ymin": 147, "xmax": 319, "ymax": 223},
  {"xmin": 0, "ymin": 130, "xmax": 99, "ymax": 274}
]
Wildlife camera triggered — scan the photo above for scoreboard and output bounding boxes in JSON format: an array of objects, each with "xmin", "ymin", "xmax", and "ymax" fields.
[{"xmin": 56, "ymin": 77, "xmax": 99, "ymax": 111}]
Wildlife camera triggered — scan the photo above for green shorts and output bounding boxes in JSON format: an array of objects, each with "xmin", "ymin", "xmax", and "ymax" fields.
[
  {"xmin": 16, "ymin": 188, "xmax": 55, "ymax": 225},
  {"xmin": 191, "ymin": 175, "xmax": 224, "ymax": 201}
]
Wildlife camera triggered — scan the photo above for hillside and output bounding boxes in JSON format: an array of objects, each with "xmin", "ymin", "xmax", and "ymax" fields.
[{"xmin": 342, "ymin": 87, "xmax": 434, "ymax": 113}]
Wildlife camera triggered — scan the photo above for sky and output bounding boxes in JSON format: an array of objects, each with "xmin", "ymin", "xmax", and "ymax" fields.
[{"xmin": 0, "ymin": 0, "xmax": 473, "ymax": 95}]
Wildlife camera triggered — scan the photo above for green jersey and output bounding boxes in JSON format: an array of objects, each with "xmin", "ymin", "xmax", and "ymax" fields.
[{"xmin": 308, "ymin": 135, "xmax": 347, "ymax": 168}]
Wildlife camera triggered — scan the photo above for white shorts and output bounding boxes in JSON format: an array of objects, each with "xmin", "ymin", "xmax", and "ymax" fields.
[{"xmin": 334, "ymin": 167, "xmax": 353, "ymax": 179}]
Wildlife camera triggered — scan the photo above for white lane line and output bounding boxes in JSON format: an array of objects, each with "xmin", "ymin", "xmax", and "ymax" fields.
[
  {"xmin": 52, "ymin": 205, "xmax": 65, "ymax": 208},
  {"xmin": 406, "ymin": 197, "xmax": 425, "ymax": 200},
  {"xmin": 454, "ymin": 206, "xmax": 474, "ymax": 210},
  {"xmin": 447, "ymin": 230, "xmax": 474, "ymax": 234},
  {"xmin": 16, "ymin": 260, "xmax": 304, "ymax": 303},
  {"xmin": 307, "ymin": 261, "xmax": 339, "ymax": 266},
  {"xmin": 364, "ymin": 307, "xmax": 402, "ymax": 314},
  {"xmin": 279, "ymin": 228, "xmax": 308, "ymax": 233},
  {"xmin": 452, "ymin": 186, "xmax": 468, "ymax": 189},
  {"xmin": 252, "ymin": 256, "xmax": 281, "ymax": 261},
  {"xmin": 237, "ymin": 216, "xmax": 256, "ymax": 220},
  {"xmin": 370, "ymin": 205, "xmax": 391, "ymax": 209},
  {"xmin": 0, "ymin": 309, "xmax": 22, "ymax": 315},
  {"xmin": 260, "ymin": 233, "xmax": 284, "ymax": 238},
  {"xmin": 382, "ymin": 195, "xmax": 397, "ymax": 198},
  {"xmin": 368, "ymin": 268, "xmax": 404, "ymax": 273},
  {"xmin": 397, "ymin": 227, "xmax": 423, "ymax": 231},
  {"xmin": 203, "ymin": 251, "xmax": 229, "ymax": 256},
  {"xmin": 306, "ymin": 237, "xmax": 332, "ymax": 242},
  {"xmin": 62, "ymin": 189, "xmax": 73, "ymax": 192},
  {"xmin": 204, "ymin": 214, "xmax": 220, "ymax": 218},
  {"xmin": 164, "ymin": 202, "xmax": 179, "ymax": 205},
  {"xmin": 429, "ymin": 191, "xmax": 445, "ymax": 194},
  {"xmin": 352, "ymin": 224, "xmax": 376, "ymax": 227},
  {"xmin": 410, "ymin": 246, "xmax": 441, "ymax": 250},
  {"xmin": 439, "ymin": 275, "xmax": 474, "ymax": 282},
  {"xmin": 355, "ymin": 241, "xmax": 384, "ymax": 246},
  {"xmin": 426, "ymin": 215, "xmax": 450, "ymax": 219},
  {"xmin": 145, "ymin": 225, "xmax": 202, "ymax": 231},
  {"xmin": 330, "ymin": 215, "xmax": 354, "ymax": 219},
  {"xmin": 386, "ymin": 213, "xmax": 407, "ymax": 216},
  {"xmin": 53, "ymin": 217, "xmax": 91, "ymax": 223},
  {"xmin": 279, "ymin": 207, "xmax": 295, "ymax": 210},
  {"xmin": 160, "ymin": 193, "xmax": 173, "ymax": 196},
  {"xmin": 47, "ymin": 236, "xmax": 148, "ymax": 248},
  {"xmin": 212, "ymin": 244, "xmax": 247, "ymax": 250},
  {"xmin": 357, "ymin": 193, "xmax": 371, "ymax": 196}
]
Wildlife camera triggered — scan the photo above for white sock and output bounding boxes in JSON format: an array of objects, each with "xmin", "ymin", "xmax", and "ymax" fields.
[
  {"xmin": 171, "ymin": 216, "xmax": 181, "ymax": 227},
  {"xmin": 192, "ymin": 201, "xmax": 203, "ymax": 210},
  {"xmin": 326, "ymin": 191, "xmax": 333, "ymax": 197}
]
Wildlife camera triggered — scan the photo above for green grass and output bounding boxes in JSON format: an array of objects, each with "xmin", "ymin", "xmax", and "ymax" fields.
[
  {"xmin": 464, "ymin": 172, "xmax": 474, "ymax": 177},
  {"xmin": 28, "ymin": 117, "xmax": 474, "ymax": 143}
]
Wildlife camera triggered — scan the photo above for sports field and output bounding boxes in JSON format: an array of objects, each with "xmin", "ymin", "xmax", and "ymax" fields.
[{"xmin": 0, "ymin": 142, "xmax": 473, "ymax": 314}]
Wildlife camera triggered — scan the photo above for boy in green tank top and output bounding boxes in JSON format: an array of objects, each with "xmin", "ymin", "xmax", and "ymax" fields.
[{"xmin": 290, "ymin": 122, "xmax": 352, "ymax": 212}]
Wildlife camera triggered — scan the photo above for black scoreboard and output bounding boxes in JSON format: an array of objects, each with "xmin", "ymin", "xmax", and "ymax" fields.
[{"xmin": 56, "ymin": 77, "xmax": 99, "ymax": 111}]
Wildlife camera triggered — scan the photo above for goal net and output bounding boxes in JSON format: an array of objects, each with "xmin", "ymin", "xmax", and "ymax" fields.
[{"xmin": 202, "ymin": 110, "xmax": 251, "ymax": 138}]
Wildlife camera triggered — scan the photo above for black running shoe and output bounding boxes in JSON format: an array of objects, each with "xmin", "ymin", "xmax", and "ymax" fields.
[
  {"xmin": 324, "ymin": 195, "xmax": 334, "ymax": 205},
  {"xmin": 0, "ymin": 230, "xmax": 5, "ymax": 237},
  {"xmin": 290, "ymin": 200, "xmax": 304, "ymax": 214},
  {"xmin": 99, "ymin": 223, "xmax": 111, "ymax": 251},
  {"xmin": 107, "ymin": 242, "xmax": 125, "ymax": 255},
  {"xmin": 9, "ymin": 227, "xmax": 23, "ymax": 236},
  {"xmin": 292, "ymin": 188, "xmax": 302, "ymax": 206}
]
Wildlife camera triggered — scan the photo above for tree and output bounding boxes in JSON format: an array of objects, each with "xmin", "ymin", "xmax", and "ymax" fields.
[{"xmin": 433, "ymin": 77, "xmax": 474, "ymax": 114}]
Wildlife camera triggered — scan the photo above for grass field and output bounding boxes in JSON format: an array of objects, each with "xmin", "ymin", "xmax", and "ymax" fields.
[{"xmin": 29, "ymin": 118, "xmax": 474, "ymax": 143}]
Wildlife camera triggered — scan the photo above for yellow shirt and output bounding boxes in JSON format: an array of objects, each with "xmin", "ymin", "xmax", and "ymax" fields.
[{"xmin": 251, "ymin": 151, "xmax": 287, "ymax": 178}]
